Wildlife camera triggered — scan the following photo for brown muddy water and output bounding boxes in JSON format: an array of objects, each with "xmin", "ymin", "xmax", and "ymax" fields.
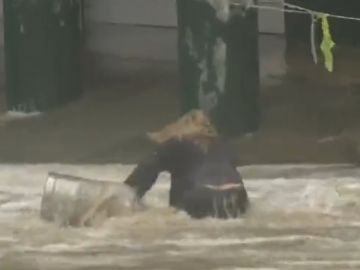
[{"xmin": 0, "ymin": 164, "xmax": 360, "ymax": 270}]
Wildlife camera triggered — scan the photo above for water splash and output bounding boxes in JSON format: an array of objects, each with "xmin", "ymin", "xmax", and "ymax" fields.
[{"xmin": 0, "ymin": 164, "xmax": 359, "ymax": 269}]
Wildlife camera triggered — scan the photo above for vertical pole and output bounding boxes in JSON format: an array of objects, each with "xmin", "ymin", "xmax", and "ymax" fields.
[{"xmin": 176, "ymin": 0, "xmax": 260, "ymax": 137}]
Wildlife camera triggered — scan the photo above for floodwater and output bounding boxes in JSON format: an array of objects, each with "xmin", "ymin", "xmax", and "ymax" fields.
[{"xmin": 0, "ymin": 164, "xmax": 360, "ymax": 270}]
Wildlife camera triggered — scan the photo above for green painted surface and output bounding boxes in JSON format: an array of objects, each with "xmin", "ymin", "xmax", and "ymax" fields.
[
  {"xmin": 176, "ymin": 0, "xmax": 260, "ymax": 137},
  {"xmin": 3, "ymin": 0, "xmax": 84, "ymax": 112}
]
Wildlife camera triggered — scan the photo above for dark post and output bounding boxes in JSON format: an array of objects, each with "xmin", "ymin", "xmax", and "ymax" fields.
[
  {"xmin": 3, "ymin": 0, "xmax": 84, "ymax": 112},
  {"xmin": 176, "ymin": 0, "xmax": 260, "ymax": 137}
]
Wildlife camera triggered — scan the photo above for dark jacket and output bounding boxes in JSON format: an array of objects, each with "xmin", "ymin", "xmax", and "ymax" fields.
[{"xmin": 124, "ymin": 137, "xmax": 249, "ymax": 219}]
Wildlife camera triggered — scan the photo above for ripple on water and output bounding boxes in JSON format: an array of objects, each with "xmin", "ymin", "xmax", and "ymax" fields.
[{"xmin": 0, "ymin": 165, "xmax": 360, "ymax": 269}]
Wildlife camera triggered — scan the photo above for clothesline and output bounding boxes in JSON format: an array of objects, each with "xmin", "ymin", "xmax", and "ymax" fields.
[
  {"xmin": 284, "ymin": 2, "xmax": 360, "ymax": 22},
  {"xmin": 230, "ymin": 1, "xmax": 360, "ymax": 72},
  {"xmin": 230, "ymin": 1, "xmax": 360, "ymax": 22}
]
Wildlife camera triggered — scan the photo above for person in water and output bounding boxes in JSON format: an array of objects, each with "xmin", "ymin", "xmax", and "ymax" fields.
[{"xmin": 124, "ymin": 110, "xmax": 249, "ymax": 219}]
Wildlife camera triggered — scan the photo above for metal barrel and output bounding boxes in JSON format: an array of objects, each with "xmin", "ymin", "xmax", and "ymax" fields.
[{"xmin": 40, "ymin": 172, "xmax": 137, "ymax": 227}]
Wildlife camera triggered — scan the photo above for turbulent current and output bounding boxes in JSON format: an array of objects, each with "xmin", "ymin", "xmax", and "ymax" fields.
[{"xmin": 0, "ymin": 164, "xmax": 359, "ymax": 270}]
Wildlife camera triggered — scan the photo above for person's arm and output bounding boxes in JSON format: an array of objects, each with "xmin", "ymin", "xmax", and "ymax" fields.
[
  {"xmin": 124, "ymin": 138, "xmax": 193, "ymax": 202},
  {"xmin": 123, "ymin": 138, "xmax": 180, "ymax": 197},
  {"xmin": 124, "ymin": 152, "xmax": 162, "ymax": 200}
]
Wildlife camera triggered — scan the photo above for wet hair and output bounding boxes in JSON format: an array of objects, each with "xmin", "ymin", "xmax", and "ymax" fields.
[{"xmin": 147, "ymin": 109, "xmax": 218, "ymax": 145}]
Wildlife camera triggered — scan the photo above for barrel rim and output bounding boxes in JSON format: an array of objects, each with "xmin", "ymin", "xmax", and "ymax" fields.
[{"xmin": 47, "ymin": 171, "xmax": 118, "ymax": 185}]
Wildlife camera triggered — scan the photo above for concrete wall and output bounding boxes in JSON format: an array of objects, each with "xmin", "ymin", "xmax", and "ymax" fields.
[
  {"xmin": 0, "ymin": 1, "xmax": 287, "ymax": 85},
  {"xmin": 258, "ymin": 0, "xmax": 285, "ymax": 34},
  {"xmin": 85, "ymin": 0, "xmax": 286, "ymax": 82},
  {"xmin": 84, "ymin": 0, "xmax": 177, "ymax": 63},
  {"xmin": 86, "ymin": 0, "xmax": 177, "ymax": 26},
  {"xmin": 86, "ymin": 0, "xmax": 285, "ymax": 32},
  {"xmin": 258, "ymin": 0, "xmax": 286, "ymax": 82}
]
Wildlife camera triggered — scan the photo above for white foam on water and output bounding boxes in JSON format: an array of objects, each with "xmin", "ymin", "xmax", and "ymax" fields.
[
  {"xmin": 280, "ymin": 260, "xmax": 360, "ymax": 266},
  {"xmin": 0, "ymin": 164, "xmax": 359, "ymax": 269},
  {"xmin": 245, "ymin": 177, "xmax": 360, "ymax": 214},
  {"xmin": 0, "ymin": 163, "xmax": 359, "ymax": 221},
  {"xmin": 1, "ymin": 253, "xmax": 143, "ymax": 270},
  {"xmin": 15, "ymin": 239, "xmax": 140, "ymax": 254},
  {"xmin": 162, "ymin": 235, "xmax": 343, "ymax": 247}
]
